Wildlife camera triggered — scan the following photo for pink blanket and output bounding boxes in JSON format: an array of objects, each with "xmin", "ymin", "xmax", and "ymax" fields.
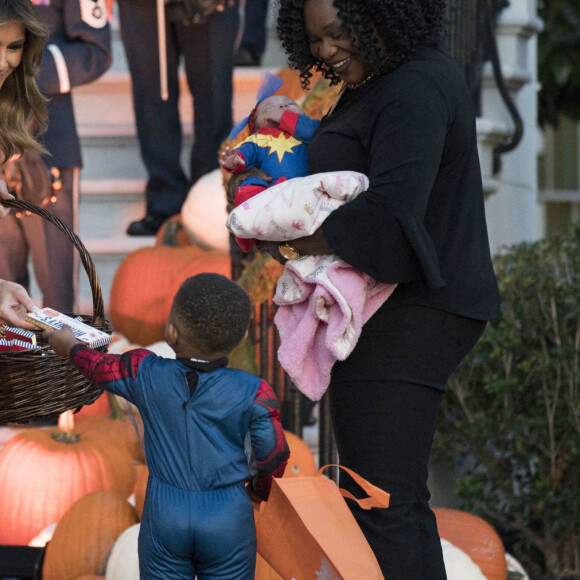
[
  {"xmin": 274, "ymin": 256, "xmax": 396, "ymax": 401},
  {"xmin": 225, "ymin": 171, "xmax": 397, "ymax": 400}
]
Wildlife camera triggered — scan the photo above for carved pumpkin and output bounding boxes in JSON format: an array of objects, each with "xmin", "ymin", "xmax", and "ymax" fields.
[
  {"xmin": 109, "ymin": 244, "xmax": 206, "ymax": 345},
  {"xmin": 283, "ymin": 430, "xmax": 317, "ymax": 477},
  {"xmin": 42, "ymin": 491, "xmax": 139, "ymax": 580},
  {"xmin": 104, "ymin": 523, "xmax": 141, "ymax": 580},
  {"xmin": 0, "ymin": 414, "xmax": 136, "ymax": 545},
  {"xmin": 434, "ymin": 508, "xmax": 507, "ymax": 580}
]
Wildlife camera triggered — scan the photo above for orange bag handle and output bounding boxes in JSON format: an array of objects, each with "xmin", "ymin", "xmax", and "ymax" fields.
[{"xmin": 319, "ymin": 464, "xmax": 390, "ymax": 510}]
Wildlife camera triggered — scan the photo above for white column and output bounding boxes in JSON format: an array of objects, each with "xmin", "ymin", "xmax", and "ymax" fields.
[{"xmin": 482, "ymin": 0, "xmax": 543, "ymax": 254}]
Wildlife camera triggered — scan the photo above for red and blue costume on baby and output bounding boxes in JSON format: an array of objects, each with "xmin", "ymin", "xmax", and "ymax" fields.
[
  {"xmin": 225, "ymin": 110, "xmax": 320, "ymax": 252},
  {"xmin": 69, "ymin": 344, "xmax": 289, "ymax": 580}
]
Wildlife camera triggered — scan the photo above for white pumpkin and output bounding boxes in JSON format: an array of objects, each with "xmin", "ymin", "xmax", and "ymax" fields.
[
  {"xmin": 181, "ymin": 169, "xmax": 229, "ymax": 252},
  {"xmin": 441, "ymin": 538, "xmax": 486, "ymax": 579},
  {"xmin": 105, "ymin": 523, "xmax": 140, "ymax": 580}
]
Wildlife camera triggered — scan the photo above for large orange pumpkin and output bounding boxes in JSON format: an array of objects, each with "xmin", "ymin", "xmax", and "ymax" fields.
[
  {"xmin": 434, "ymin": 508, "xmax": 507, "ymax": 580},
  {"xmin": 163, "ymin": 251, "xmax": 232, "ymax": 317},
  {"xmin": 0, "ymin": 420, "xmax": 136, "ymax": 545},
  {"xmin": 42, "ymin": 491, "xmax": 139, "ymax": 580},
  {"xmin": 283, "ymin": 430, "xmax": 317, "ymax": 478},
  {"xmin": 74, "ymin": 391, "xmax": 110, "ymax": 417},
  {"xmin": 109, "ymin": 244, "xmax": 206, "ymax": 345},
  {"xmin": 74, "ymin": 394, "xmax": 145, "ymax": 464}
]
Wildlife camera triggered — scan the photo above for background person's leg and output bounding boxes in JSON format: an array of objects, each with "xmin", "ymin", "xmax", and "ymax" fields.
[
  {"xmin": 179, "ymin": 6, "xmax": 239, "ymax": 186},
  {"xmin": 118, "ymin": 0, "xmax": 190, "ymax": 234}
]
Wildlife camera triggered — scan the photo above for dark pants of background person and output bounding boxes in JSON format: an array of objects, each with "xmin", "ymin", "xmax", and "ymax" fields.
[
  {"xmin": 117, "ymin": 0, "xmax": 239, "ymax": 219},
  {"xmin": 329, "ymin": 303, "xmax": 486, "ymax": 580},
  {"xmin": 239, "ymin": 0, "xmax": 268, "ymax": 60},
  {"xmin": 0, "ymin": 167, "xmax": 79, "ymax": 314}
]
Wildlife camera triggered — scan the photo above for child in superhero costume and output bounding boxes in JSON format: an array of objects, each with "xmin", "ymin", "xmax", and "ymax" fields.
[
  {"xmin": 221, "ymin": 92, "xmax": 320, "ymax": 252},
  {"xmin": 45, "ymin": 273, "xmax": 289, "ymax": 580}
]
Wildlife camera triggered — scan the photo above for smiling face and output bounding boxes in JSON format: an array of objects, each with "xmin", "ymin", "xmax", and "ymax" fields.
[
  {"xmin": 0, "ymin": 20, "xmax": 25, "ymax": 90},
  {"xmin": 304, "ymin": 0, "xmax": 383, "ymax": 86},
  {"xmin": 254, "ymin": 95, "xmax": 304, "ymax": 130}
]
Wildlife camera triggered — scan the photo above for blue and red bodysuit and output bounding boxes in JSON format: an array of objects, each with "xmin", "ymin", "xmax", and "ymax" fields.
[
  {"xmin": 226, "ymin": 110, "xmax": 320, "ymax": 252},
  {"xmin": 69, "ymin": 345, "xmax": 289, "ymax": 580}
]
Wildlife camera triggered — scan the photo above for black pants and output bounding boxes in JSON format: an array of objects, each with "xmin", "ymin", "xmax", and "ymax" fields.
[
  {"xmin": 329, "ymin": 304, "xmax": 486, "ymax": 580},
  {"xmin": 118, "ymin": 0, "xmax": 239, "ymax": 217}
]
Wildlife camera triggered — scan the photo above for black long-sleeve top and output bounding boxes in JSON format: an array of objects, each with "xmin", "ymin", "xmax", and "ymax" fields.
[{"xmin": 312, "ymin": 45, "xmax": 501, "ymax": 322}]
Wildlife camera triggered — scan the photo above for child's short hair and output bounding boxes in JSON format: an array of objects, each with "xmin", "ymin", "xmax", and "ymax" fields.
[{"xmin": 171, "ymin": 273, "xmax": 251, "ymax": 354}]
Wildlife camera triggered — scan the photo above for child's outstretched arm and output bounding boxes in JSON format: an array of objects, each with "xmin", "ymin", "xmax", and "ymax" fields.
[
  {"xmin": 44, "ymin": 325, "xmax": 151, "ymax": 405},
  {"xmin": 248, "ymin": 379, "xmax": 290, "ymax": 501},
  {"xmin": 220, "ymin": 147, "xmax": 245, "ymax": 172}
]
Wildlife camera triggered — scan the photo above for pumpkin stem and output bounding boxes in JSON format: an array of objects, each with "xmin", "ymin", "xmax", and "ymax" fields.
[
  {"xmin": 52, "ymin": 411, "xmax": 80, "ymax": 443},
  {"xmin": 107, "ymin": 391, "xmax": 127, "ymax": 422},
  {"xmin": 161, "ymin": 219, "xmax": 181, "ymax": 247}
]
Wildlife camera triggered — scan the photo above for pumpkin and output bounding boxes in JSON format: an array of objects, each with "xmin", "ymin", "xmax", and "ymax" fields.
[
  {"xmin": 283, "ymin": 430, "xmax": 317, "ymax": 477},
  {"xmin": 434, "ymin": 508, "xmax": 507, "ymax": 580},
  {"xmin": 180, "ymin": 169, "xmax": 230, "ymax": 252},
  {"xmin": 0, "ymin": 413, "xmax": 136, "ymax": 545},
  {"xmin": 42, "ymin": 491, "xmax": 139, "ymax": 580},
  {"xmin": 164, "ymin": 251, "xmax": 232, "ymax": 317},
  {"xmin": 109, "ymin": 244, "xmax": 206, "ymax": 345},
  {"xmin": 104, "ymin": 523, "xmax": 141, "ymax": 580},
  {"xmin": 133, "ymin": 464, "xmax": 149, "ymax": 520},
  {"xmin": 441, "ymin": 538, "xmax": 486, "ymax": 579},
  {"xmin": 74, "ymin": 394, "xmax": 146, "ymax": 464},
  {"xmin": 75, "ymin": 391, "xmax": 110, "ymax": 417}
]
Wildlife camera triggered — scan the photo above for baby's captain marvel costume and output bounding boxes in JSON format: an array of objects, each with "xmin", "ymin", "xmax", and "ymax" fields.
[
  {"xmin": 224, "ymin": 73, "xmax": 320, "ymax": 252},
  {"xmin": 227, "ymin": 111, "xmax": 320, "ymax": 251},
  {"xmin": 69, "ymin": 344, "xmax": 289, "ymax": 580}
]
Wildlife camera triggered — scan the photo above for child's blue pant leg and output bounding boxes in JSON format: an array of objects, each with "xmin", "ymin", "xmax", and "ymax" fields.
[{"xmin": 138, "ymin": 478, "xmax": 256, "ymax": 579}]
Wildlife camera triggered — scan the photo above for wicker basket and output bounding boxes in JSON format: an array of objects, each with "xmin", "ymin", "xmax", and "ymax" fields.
[{"xmin": 0, "ymin": 198, "xmax": 113, "ymax": 424}]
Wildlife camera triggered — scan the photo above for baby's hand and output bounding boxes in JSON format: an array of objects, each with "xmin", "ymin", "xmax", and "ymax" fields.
[
  {"xmin": 43, "ymin": 325, "xmax": 82, "ymax": 358},
  {"xmin": 220, "ymin": 147, "xmax": 243, "ymax": 171}
]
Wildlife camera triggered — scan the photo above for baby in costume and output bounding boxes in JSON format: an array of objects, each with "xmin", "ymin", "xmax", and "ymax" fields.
[{"xmin": 220, "ymin": 74, "xmax": 320, "ymax": 252}]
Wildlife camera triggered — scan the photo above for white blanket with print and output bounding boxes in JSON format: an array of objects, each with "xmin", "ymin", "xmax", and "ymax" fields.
[{"xmin": 226, "ymin": 171, "xmax": 397, "ymax": 400}]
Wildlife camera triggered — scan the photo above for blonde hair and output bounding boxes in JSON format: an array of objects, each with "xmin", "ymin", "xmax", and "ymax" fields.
[{"xmin": 0, "ymin": 0, "xmax": 49, "ymax": 163}]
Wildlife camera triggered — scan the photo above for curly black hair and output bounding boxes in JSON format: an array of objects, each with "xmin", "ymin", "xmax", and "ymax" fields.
[
  {"xmin": 171, "ymin": 273, "xmax": 251, "ymax": 355},
  {"xmin": 276, "ymin": 0, "xmax": 446, "ymax": 90}
]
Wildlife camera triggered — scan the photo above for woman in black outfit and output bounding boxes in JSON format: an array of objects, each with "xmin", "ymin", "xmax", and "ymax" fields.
[{"xmin": 230, "ymin": 0, "xmax": 502, "ymax": 577}]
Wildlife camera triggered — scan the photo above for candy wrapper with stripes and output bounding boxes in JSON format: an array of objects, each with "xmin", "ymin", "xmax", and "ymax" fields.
[{"xmin": 25, "ymin": 308, "xmax": 112, "ymax": 349}]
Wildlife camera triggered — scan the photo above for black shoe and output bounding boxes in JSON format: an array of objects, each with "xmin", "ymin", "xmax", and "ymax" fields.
[
  {"xmin": 126, "ymin": 214, "xmax": 167, "ymax": 236},
  {"xmin": 234, "ymin": 47, "xmax": 262, "ymax": 67}
]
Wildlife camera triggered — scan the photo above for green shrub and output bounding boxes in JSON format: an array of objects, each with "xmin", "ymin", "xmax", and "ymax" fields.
[{"xmin": 433, "ymin": 224, "xmax": 580, "ymax": 578}]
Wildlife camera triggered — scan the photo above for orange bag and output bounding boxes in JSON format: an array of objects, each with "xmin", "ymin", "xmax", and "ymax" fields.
[{"xmin": 255, "ymin": 465, "xmax": 390, "ymax": 580}]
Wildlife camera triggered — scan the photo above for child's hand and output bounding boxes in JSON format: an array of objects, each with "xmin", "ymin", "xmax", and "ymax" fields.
[
  {"xmin": 220, "ymin": 147, "xmax": 243, "ymax": 171},
  {"xmin": 43, "ymin": 325, "xmax": 81, "ymax": 358}
]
